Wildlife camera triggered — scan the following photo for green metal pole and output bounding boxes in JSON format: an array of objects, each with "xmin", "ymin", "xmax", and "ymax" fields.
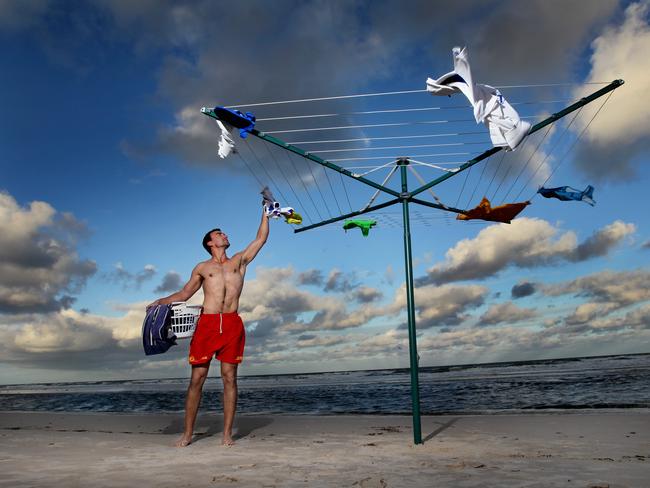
[{"xmin": 398, "ymin": 158, "xmax": 422, "ymax": 445}]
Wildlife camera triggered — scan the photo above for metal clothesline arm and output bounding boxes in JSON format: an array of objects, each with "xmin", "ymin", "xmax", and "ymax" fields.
[
  {"xmin": 409, "ymin": 79, "xmax": 625, "ymax": 199},
  {"xmin": 201, "ymin": 107, "xmax": 401, "ymax": 199},
  {"xmin": 294, "ymin": 198, "xmax": 401, "ymax": 233}
]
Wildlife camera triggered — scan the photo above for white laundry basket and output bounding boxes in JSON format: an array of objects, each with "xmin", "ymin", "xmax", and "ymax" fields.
[{"xmin": 170, "ymin": 302, "xmax": 202, "ymax": 339}]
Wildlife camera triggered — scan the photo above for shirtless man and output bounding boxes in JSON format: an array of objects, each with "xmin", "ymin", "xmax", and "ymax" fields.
[{"xmin": 148, "ymin": 209, "xmax": 269, "ymax": 447}]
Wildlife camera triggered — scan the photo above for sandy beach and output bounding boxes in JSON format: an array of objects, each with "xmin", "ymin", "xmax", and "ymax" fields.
[{"xmin": 0, "ymin": 411, "xmax": 647, "ymax": 487}]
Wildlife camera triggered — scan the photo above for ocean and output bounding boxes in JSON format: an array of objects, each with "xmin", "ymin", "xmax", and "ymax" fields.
[{"xmin": 1, "ymin": 353, "xmax": 648, "ymax": 415}]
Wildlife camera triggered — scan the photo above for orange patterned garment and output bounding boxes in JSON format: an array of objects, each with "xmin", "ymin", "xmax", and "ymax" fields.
[{"xmin": 457, "ymin": 197, "xmax": 530, "ymax": 224}]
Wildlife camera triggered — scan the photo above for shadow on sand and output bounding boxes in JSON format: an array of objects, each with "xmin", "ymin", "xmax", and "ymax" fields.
[
  {"xmin": 422, "ymin": 417, "xmax": 459, "ymax": 444},
  {"xmin": 162, "ymin": 415, "xmax": 274, "ymax": 443}
]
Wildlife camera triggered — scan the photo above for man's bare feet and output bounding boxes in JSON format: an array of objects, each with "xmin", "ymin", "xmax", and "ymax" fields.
[
  {"xmin": 222, "ymin": 434, "xmax": 235, "ymax": 446},
  {"xmin": 175, "ymin": 435, "xmax": 192, "ymax": 447}
]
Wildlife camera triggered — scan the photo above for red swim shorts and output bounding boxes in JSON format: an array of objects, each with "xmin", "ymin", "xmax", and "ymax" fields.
[{"xmin": 188, "ymin": 313, "xmax": 245, "ymax": 365}]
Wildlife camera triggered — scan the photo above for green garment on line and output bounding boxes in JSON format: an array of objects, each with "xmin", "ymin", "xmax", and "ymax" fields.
[{"xmin": 343, "ymin": 219, "xmax": 377, "ymax": 237}]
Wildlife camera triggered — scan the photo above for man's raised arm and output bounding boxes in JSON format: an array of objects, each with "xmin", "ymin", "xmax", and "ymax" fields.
[
  {"xmin": 147, "ymin": 265, "xmax": 203, "ymax": 308},
  {"xmin": 241, "ymin": 208, "xmax": 270, "ymax": 265}
]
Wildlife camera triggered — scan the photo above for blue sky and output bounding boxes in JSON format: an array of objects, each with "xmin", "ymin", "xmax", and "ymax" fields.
[{"xmin": 1, "ymin": 0, "xmax": 649, "ymax": 384}]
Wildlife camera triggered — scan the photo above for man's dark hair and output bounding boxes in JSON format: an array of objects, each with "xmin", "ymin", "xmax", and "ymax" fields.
[{"xmin": 202, "ymin": 228, "xmax": 222, "ymax": 255}]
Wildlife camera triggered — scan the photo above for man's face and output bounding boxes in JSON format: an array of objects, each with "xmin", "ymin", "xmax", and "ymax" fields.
[{"xmin": 209, "ymin": 230, "xmax": 230, "ymax": 250}]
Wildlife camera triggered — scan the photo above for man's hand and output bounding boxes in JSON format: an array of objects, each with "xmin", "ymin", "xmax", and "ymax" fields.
[{"xmin": 146, "ymin": 299, "xmax": 161, "ymax": 310}]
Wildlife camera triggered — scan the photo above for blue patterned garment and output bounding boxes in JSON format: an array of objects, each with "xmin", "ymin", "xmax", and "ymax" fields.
[{"xmin": 538, "ymin": 185, "xmax": 595, "ymax": 206}]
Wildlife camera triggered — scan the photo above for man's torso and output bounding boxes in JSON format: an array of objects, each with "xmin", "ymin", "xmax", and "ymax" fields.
[{"xmin": 198, "ymin": 254, "xmax": 246, "ymax": 313}]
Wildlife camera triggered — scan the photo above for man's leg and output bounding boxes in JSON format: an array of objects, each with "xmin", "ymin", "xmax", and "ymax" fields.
[
  {"xmin": 176, "ymin": 363, "xmax": 210, "ymax": 447},
  {"xmin": 220, "ymin": 361, "xmax": 239, "ymax": 446}
]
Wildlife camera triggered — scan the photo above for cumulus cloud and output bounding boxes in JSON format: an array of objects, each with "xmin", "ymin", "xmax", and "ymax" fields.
[
  {"xmin": 511, "ymin": 281, "xmax": 538, "ymax": 299},
  {"xmin": 104, "ymin": 262, "xmax": 157, "ymax": 289},
  {"xmin": 387, "ymin": 283, "xmax": 487, "ymax": 329},
  {"xmin": 154, "ymin": 271, "xmax": 183, "ymax": 294},
  {"xmin": 543, "ymin": 269, "xmax": 650, "ymax": 309},
  {"xmin": 324, "ymin": 269, "xmax": 356, "ymax": 293},
  {"xmin": 0, "ymin": 192, "xmax": 96, "ymax": 313},
  {"xmin": 352, "ymin": 286, "xmax": 383, "ymax": 303},
  {"xmin": 12, "ymin": 310, "xmax": 114, "ymax": 354},
  {"xmin": 295, "ymin": 334, "xmax": 346, "ymax": 348},
  {"xmin": 296, "ymin": 269, "xmax": 323, "ymax": 286},
  {"xmin": 238, "ymin": 267, "xmax": 384, "ymax": 338},
  {"xmin": 418, "ymin": 218, "xmax": 635, "ymax": 285},
  {"xmin": 570, "ymin": 220, "xmax": 636, "ymax": 261},
  {"xmin": 477, "ymin": 301, "xmax": 537, "ymax": 326},
  {"xmin": 564, "ymin": 302, "xmax": 619, "ymax": 325},
  {"xmin": 0, "ymin": 303, "xmax": 148, "ymax": 371},
  {"xmin": 573, "ymin": 1, "xmax": 650, "ymax": 181}
]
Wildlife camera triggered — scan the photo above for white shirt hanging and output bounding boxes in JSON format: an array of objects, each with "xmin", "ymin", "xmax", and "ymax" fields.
[
  {"xmin": 426, "ymin": 47, "xmax": 530, "ymax": 151},
  {"xmin": 216, "ymin": 120, "xmax": 237, "ymax": 159}
]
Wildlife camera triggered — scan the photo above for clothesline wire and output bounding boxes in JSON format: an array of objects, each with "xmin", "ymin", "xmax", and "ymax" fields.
[
  {"xmin": 261, "ymin": 142, "xmax": 314, "ymax": 225},
  {"xmin": 329, "ymin": 153, "xmax": 469, "ymax": 162},
  {"xmin": 255, "ymin": 98, "xmax": 573, "ymax": 121},
  {"xmin": 283, "ymin": 150, "xmax": 324, "ymax": 221},
  {"xmin": 532, "ymin": 91, "xmax": 614, "ymax": 200},
  {"xmin": 234, "ymin": 152, "xmax": 265, "ymax": 188},
  {"xmin": 490, "ymin": 131, "xmax": 534, "ymax": 201},
  {"xmin": 242, "ymin": 139, "xmax": 293, "ymax": 209},
  {"xmin": 310, "ymin": 142, "xmax": 487, "ymax": 154},
  {"xmin": 322, "ymin": 164, "xmax": 344, "ymax": 216},
  {"xmin": 226, "ymin": 82, "xmax": 608, "ymax": 109},
  {"xmin": 288, "ymin": 132, "xmax": 488, "ymax": 144},
  {"xmin": 339, "ymin": 172, "xmax": 354, "ymax": 213},
  {"xmin": 455, "ymin": 163, "xmax": 472, "ymax": 208},
  {"xmin": 264, "ymin": 115, "xmax": 540, "ymax": 135},
  {"xmin": 466, "ymin": 153, "xmax": 494, "ymax": 207},
  {"xmin": 234, "ymin": 143, "xmax": 317, "ymax": 226},
  {"xmin": 500, "ymin": 123, "xmax": 555, "ymax": 204},
  {"xmin": 304, "ymin": 158, "xmax": 334, "ymax": 219},
  {"xmin": 513, "ymin": 107, "xmax": 584, "ymax": 202},
  {"xmin": 483, "ymin": 150, "xmax": 508, "ymax": 198}
]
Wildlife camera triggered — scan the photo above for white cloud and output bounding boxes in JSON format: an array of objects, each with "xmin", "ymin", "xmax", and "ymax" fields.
[
  {"xmin": 573, "ymin": 1, "xmax": 650, "ymax": 180},
  {"xmin": 12, "ymin": 309, "xmax": 113, "ymax": 354},
  {"xmin": 104, "ymin": 262, "xmax": 157, "ymax": 289},
  {"xmin": 564, "ymin": 302, "xmax": 619, "ymax": 325},
  {"xmin": 478, "ymin": 301, "xmax": 537, "ymax": 326},
  {"xmin": 419, "ymin": 218, "xmax": 635, "ymax": 284},
  {"xmin": 352, "ymin": 286, "xmax": 383, "ymax": 303},
  {"xmin": 543, "ymin": 269, "xmax": 650, "ymax": 308},
  {"xmin": 579, "ymin": 1, "xmax": 650, "ymax": 145},
  {"xmin": 154, "ymin": 271, "xmax": 183, "ymax": 294},
  {"xmin": 0, "ymin": 191, "xmax": 96, "ymax": 313},
  {"xmin": 386, "ymin": 283, "xmax": 487, "ymax": 329}
]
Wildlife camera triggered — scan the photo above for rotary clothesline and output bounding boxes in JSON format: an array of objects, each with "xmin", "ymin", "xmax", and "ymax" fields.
[{"xmin": 207, "ymin": 79, "xmax": 619, "ymax": 233}]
